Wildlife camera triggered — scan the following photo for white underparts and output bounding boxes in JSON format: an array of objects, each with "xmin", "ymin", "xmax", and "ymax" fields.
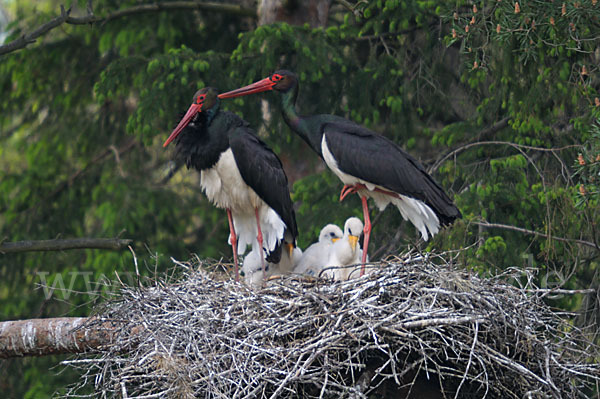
[
  {"xmin": 321, "ymin": 135, "xmax": 440, "ymax": 241},
  {"xmin": 200, "ymin": 149, "xmax": 286, "ymax": 254}
]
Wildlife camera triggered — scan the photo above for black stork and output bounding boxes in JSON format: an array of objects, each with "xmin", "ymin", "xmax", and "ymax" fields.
[
  {"xmin": 219, "ymin": 71, "xmax": 461, "ymax": 275},
  {"xmin": 163, "ymin": 87, "xmax": 298, "ymax": 282}
]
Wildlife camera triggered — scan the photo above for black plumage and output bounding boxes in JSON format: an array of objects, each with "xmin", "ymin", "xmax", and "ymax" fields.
[
  {"xmin": 321, "ymin": 121, "xmax": 460, "ymax": 226},
  {"xmin": 165, "ymin": 87, "xmax": 297, "ymax": 277},
  {"xmin": 219, "ymin": 70, "xmax": 461, "ymax": 274}
]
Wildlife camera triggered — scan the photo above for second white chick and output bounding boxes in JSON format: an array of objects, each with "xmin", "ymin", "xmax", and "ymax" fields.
[
  {"xmin": 243, "ymin": 233, "xmax": 301, "ymax": 288},
  {"xmin": 294, "ymin": 224, "xmax": 343, "ymax": 277},
  {"xmin": 242, "ymin": 249, "xmax": 268, "ymax": 288},
  {"xmin": 270, "ymin": 239, "xmax": 303, "ymax": 275},
  {"xmin": 325, "ymin": 217, "xmax": 364, "ymax": 280}
]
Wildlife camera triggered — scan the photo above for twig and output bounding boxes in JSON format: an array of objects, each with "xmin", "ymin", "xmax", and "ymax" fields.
[
  {"xmin": 334, "ymin": 0, "xmax": 363, "ymax": 17},
  {"xmin": 475, "ymin": 221, "xmax": 599, "ymax": 250},
  {"xmin": 430, "ymin": 137, "xmax": 580, "ymax": 173},
  {"xmin": 3, "ymin": 138, "xmax": 137, "ymax": 216}
]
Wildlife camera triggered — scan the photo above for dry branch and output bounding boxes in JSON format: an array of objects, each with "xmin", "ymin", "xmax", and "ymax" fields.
[
  {"xmin": 0, "ymin": 238, "xmax": 132, "ymax": 253},
  {"xmin": 62, "ymin": 253, "xmax": 600, "ymax": 398},
  {"xmin": 0, "ymin": 1, "xmax": 256, "ymax": 56},
  {"xmin": 475, "ymin": 220, "xmax": 599, "ymax": 250},
  {"xmin": 430, "ymin": 136, "xmax": 580, "ymax": 173},
  {"xmin": 0, "ymin": 317, "xmax": 141, "ymax": 358}
]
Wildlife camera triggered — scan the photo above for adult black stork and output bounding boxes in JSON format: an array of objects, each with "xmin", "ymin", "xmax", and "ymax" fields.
[
  {"xmin": 219, "ymin": 71, "xmax": 461, "ymax": 275},
  {"xmin": 164, "ymin": 87, "xmax": 298, "ymax": 282}
]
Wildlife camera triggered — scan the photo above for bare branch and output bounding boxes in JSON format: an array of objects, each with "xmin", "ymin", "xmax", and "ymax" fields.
[
  {"xmin": 0, "ymin": 238, "xmax": 133, "ymax": 254},
  {"xmin": 429, "ymin": 117, "xmax": 581, "ymax": 173},
  {"xmin": 0, "ymin": 1, "xmax": 256, "ymax": 56},
  {"xmin": 430, "ymin": 137, "xmax": 581, "ymax": 173},
  {"xmin": 0, "ymin": 5, "xmax": 72, "ymax": 56},
  {"xmin": 333, "ymin": 0, "xmax": 363, "ymax": 17},
  {"xmin": 475, "ymin": 221, "xmax": 599, "ymax": 250},
  {"xmin": 6, "ymin": 138, "xmax": 138, "ymax": 216},
  {"xmin": 0, "ymin": 317, "xmax": 141, "ymax": 358}
]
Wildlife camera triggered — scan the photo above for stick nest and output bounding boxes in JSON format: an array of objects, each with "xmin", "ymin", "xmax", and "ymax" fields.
[{"xmin": 64, "ymin": 251, "xmax": 600, "ymax": 398}]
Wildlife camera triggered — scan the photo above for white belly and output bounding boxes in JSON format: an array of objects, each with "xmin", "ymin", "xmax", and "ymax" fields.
[
  {"xmin": 200, "ymin": 149, "xmax": 285, "ymax": 254},
  {"xmin": 321, "ymin": 135, "xmax": 440, "ymax": 241},
  {"xmin": 201, "ymin": 149, "xmax": 261, "ymax": 211}
]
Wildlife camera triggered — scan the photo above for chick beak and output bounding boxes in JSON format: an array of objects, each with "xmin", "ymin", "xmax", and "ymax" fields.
[{"xmin": 349, "ymin": 235, "xmax": 359, "ymax": 252}]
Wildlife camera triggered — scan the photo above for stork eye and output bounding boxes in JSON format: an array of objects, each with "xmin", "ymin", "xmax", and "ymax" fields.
[{"xmin": 272, "ymin": 74, "xmax": 282, "ymax": 81}]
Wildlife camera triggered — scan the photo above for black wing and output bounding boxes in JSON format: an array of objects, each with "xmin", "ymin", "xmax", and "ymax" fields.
[
  {"xmin": 229, "ymin": 127, "xmax": 299, "ymax": 240},
  {"xmin": 323, "ymin": 121, "xmax": 461, "ymax": 225}
]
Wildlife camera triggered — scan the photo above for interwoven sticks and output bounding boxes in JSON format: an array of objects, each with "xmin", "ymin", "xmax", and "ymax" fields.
[{"xmin": 64, "ymin": 252, "xmax": 600, "ymax": 398}]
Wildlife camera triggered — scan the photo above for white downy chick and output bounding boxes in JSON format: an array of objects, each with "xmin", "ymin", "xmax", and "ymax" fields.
[
  {"xmin": 325, "ymin": 217, "xmax": 364, "ymax": 280},
  {"xmin": 294, "ymin": 224, "xmax": 343, "ymax": 277},
  {"xmin": 242, "ymin": 249, "xmax": 268, "ymax": 288},
  {"xmin": 243, "ymin": 233, "xmax": 301, "ymax": 287}
]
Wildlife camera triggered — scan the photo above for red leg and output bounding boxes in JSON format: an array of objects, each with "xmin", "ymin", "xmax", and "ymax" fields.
[
  {"xmin": 360, "ymin": 195, "xmax": 371, "ymax": 276},
  {"xmin": 227, "ymin": 209, "xmax": 240, "ymax": 282},
  {"xmin": 255, "ymin": 208, "xmax": 266, "ymax": 282}
]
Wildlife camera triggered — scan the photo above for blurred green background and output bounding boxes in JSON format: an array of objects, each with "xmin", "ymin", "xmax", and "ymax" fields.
[{"xmin": 1, "ymin": 0, "xmax": 599, "ymax": 396}]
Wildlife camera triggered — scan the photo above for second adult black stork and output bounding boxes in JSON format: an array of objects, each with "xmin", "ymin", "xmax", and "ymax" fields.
[
  {"xmin": 219, "ymin": 71, "xmax": 461, "ymax": 275},
  {"xmin": 164, "ymin": 87, "xmax": 298, "ymax": 282}
]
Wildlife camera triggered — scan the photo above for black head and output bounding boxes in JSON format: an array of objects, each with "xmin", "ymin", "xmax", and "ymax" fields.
[
  {"xmin": 163, "ymin": 87, "xmax": 220, "ymax": 147},
  {"xmin": 192, "ymin": 87, "xmax": 219, "ymax": 111},
  {"xmin": 269, "ymin": 70, "xmax": 298, "ymax": 93}
]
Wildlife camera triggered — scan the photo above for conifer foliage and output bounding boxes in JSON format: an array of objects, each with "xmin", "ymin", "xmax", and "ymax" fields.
[{"xmin": 0, "ymin": 1, "xmax": 598, "ymax": 396}]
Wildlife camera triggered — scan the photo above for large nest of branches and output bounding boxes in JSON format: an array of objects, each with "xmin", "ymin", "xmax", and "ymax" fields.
[{"xmin": 64, "ymin": 252, "xmax": 599, "ymax": 398}]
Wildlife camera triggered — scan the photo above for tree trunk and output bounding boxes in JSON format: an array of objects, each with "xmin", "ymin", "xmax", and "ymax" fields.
[{"xmin": 258, "ymin": 0, "xmax": 331, "ymax": 28}]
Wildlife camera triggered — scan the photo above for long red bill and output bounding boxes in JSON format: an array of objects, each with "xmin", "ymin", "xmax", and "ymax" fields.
[
  {"xmin": 218, "ymin": 77, "xmax": 275, "ymax": 99},
  {"xmin": 163, "ymin": 103, "xmax": 201, "ymax": 147}
]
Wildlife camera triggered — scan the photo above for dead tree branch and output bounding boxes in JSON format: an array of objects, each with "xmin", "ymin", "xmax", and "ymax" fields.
[
  {"xmin": 0, "ymin": 238, "xmax": 132, "ymax": 254},
  {"xmin": 0, "ymin": 1, "xmax": 256, "ymax": 56},
  {"xmin": 0, "ymin": 5, "xmax": 72, "ymax": 56},
  {"xmin": 428, "ymin": 140, "xmax": 581, "ymax": 173},
  {"xmin": 475, "ymin": 221, "xmax": 599, "ymax": 250},
  {"xmin": 0, "ymin": 317, "xmax": 142, "ymax": 358},
  {"xmin": 430, "ymin": 137, "xmax": 580, "ymax": 173}
]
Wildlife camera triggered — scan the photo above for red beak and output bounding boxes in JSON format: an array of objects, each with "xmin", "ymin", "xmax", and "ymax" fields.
[
  {"xmin": 218, "ymin": 77, "xmax": 276, "ymax": 99},
  {"xmin": 163, "ymin": 103, "xmax": 202, "ymax": 147}
]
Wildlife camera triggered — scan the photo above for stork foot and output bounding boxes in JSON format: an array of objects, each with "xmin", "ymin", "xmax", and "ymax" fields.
[{"xmin": 340, "ymin": 183, "xmax": 367, "ymax": 202}]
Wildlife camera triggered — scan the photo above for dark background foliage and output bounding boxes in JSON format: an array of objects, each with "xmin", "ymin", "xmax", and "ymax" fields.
[{"xmin": 0, "ymin": 0, "xmax": 598, "ymax": 396}]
